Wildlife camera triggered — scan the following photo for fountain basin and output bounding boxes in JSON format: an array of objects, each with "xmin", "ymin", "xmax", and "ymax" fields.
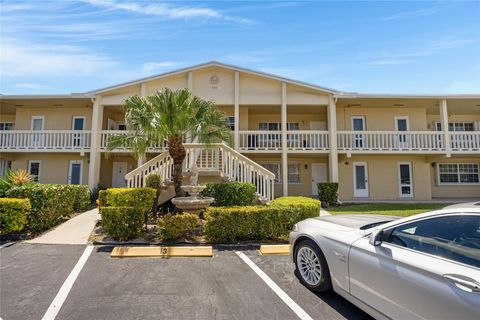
[
  {"xmin": 181, "ymin": 185, "xmax": 207, "ymax": 197},
  {"xmin": 171, "ymin": 196, "xmax": 214, "ymax": 214}
]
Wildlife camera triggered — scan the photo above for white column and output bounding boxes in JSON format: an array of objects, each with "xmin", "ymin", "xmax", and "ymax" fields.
[
  {"xmin": 440, "ymin": 99, "xmax": 451, "ymax": 157},
  {"xmin": 234, "ymin": 71, "xmax": 240, "ymax": 150},
  {"xmin": 281, "ymin": 82, "xmax": 288, "ymax": 196},
  {"xmin": 140, "ymin": 82, "xmax": 146, "ymax": 97},
  {"xmin": 328, "ymin": 96, "xmax": 339, "ymax": 182},
  {"xmin": 88, "ymin": 97, "xmax": 104, "ymax": 188}
]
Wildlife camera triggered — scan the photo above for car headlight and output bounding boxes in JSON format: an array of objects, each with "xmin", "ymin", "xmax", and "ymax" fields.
[{"xmin": 292, "ymin": 223, "xmax": 299, "ymax": 231}]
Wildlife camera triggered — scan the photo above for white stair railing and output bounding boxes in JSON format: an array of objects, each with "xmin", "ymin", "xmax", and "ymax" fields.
[{"xmin": 125, "ymin": 143, "xmax": 276, "ymax": 201}]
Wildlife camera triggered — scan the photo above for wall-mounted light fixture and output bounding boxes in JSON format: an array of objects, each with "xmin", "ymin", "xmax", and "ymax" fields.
[
  {"xmin": 344, "ymin": 160, "xmax": 349, "ymax": 165},
  {"xmin": 304, "ymin": 164, "xmax": 308, "ymax": 170}
]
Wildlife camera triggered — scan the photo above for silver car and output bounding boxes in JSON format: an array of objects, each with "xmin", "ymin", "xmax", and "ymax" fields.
[{"xmin": 289, "ymin": 208, "xmax": 480, "ymax": 320}]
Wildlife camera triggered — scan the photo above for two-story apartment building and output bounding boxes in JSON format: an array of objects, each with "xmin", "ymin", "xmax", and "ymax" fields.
[{"xmin": 1, "ymin": 61, "xmax": 479, "ymax": 201}]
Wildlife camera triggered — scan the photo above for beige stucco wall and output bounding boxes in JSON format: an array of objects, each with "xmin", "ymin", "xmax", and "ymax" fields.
[
  {"xmin": 427, "ymin": 156, "xmax": 480, "ymax": 198},
  {"xmin": 338, "ymin": 155, "xmax": 432, "ymax": 201},
  {"xmin": 336, "ymin": 107, "xmax": 428, "ymax": 131},
  {"xmin": 14, "ymin": 108, "xmax": 93, "ymax": 130},
  {"xmin": 10, "ymin": 153, "xmax": 90, "ymax": 185},
  {"xmin": 0, "ymin": 114, "xmax": 16, "ymax": 123}
]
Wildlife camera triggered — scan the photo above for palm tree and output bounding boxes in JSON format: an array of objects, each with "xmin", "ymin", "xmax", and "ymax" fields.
[{"xmin": 107, "ymin": 88, "xmax": 231, "ymax": 196}]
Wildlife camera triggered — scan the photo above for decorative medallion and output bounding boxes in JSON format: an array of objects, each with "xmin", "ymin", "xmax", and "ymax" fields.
[{"xmin": 210, "ymin": 75, "xmax": 219, "ymax": 85}]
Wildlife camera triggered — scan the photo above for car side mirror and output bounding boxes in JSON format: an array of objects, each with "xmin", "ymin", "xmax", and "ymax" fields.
[{"xmin": 369, "ymin": 230, "xmax": 384, "ymax": 246}]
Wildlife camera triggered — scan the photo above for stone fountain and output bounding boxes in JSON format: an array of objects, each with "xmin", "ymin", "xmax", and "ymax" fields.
[{"xmin": 171, "ymin": 167, "xmax": 214, "ymax": 214}]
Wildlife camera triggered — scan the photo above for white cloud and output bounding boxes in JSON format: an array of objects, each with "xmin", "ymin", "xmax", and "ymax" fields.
[
  {"xmin": 141, "ymin": 61, "xmax": 184, "ymax": 74},
  {"xmin": 83, "ymin": 0, "xmax": 251, "ymax": 23},
  {"xmin": 11, "ymin": 82, "xmax": 46, "ymax": 89},
  {"xmin": 0, "ymin": 38, "xmax": 118, "ymax": 77},
  {"xmin": 378, "ymin": 9, "xmax": 437, "ymax": 21}
]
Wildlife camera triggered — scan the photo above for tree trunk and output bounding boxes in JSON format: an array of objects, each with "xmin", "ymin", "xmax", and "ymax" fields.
[{"xmin": 168, "ymin": 135, "xmax": 186, "ymax": 197}]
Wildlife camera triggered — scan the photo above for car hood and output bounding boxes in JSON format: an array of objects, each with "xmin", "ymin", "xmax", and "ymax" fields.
[{"xmin": 312, "ymin": 214, "xmax": 401, "ymax": 230}]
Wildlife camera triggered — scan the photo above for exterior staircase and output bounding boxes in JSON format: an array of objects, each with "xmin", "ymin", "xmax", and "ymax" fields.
[{"xmin": 124, "ymin": 143, "xmax": 276, "ymax": 204}]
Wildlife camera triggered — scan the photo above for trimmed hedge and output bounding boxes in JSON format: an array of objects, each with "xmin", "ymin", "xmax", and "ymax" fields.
[
  {"xmin": 71, "ymin": 185, "xmax": 90, "ymax": 211},
  {"xmin": 158, "ymin": 213, "xmax": 199, "ymax": 241},
  {"xmin": 200, "ymin": 182, "xmax": 256, "ymax": 206},
  {"xmin": 100, "ymin": 188, "xmax": 156, "ymax": 213},
  {"xmin": 100, "ymin": 206, "xmax": 143, "ymax": 241},
  {"xmin": 204, "ymin": 197, "xmax": 320, "ymax": 242},
  {"xmin": 98, "ymin": 188, "xmax": 157, "ymax": 240},
  {"xmin": 0, "ymin": 198, "xmax": 31, "ymax": 234},
  {"xmin": 317, "ymin": 183, "xmax": 338, "ymax": 208},
  {"xmin": 8, "ymin": 184, "xmax": 83, "ymax": 233}
]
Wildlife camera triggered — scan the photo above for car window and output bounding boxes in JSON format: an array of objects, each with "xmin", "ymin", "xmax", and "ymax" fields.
[{"xmin": 386, "ymin": 215, "xmax": 480, "ymax": 268}]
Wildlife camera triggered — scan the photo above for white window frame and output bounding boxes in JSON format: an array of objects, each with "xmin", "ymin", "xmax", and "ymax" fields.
[
  {"xmin": 437, "ymin": 163, "xmax": 480, "ymax": 185},
  {"xmin": 398, "ymin": 162, "xmax": 414, "ymax": 198},
  {"xmin": 0, "ymin": 122, "xmax": 14, "ymax": 130},
  {"xmin": 31, "ymin": 116, "xmax": 45, "ymax": 130},
  {"xmin": 395, "ymin": 116, "xmax": 409, "ymax": 131},
  {"xmin": 435, "ymin": 121, "xmax": 475, "ymax": 132},
  {"xmin": 287, "ymin": 163, "xmax": 301, "ymax": 184},
  {"xmin": 116, "ymin": 121, "xmax": 126, "ymax": 130},
  {"xmin": 28, "ymin": 160, "xmax": 41, "ymax": 181},
  {"xmin": 258, "ymin": 122, "xmax": 299, "ymax": 131},
  {"xmin": 351, "ymin": 116, "xmax": 366, "ymax": 131},
  {"xmin": 71, "ymin": 116, "xmax": 86, "ymax": 130},
  {"xmin": 68, "ymin": 160, "xmax": 83, "ymax": 185}
]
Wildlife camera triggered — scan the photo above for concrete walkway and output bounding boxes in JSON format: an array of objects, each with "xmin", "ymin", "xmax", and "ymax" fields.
[
  {"xmin": 25, "ymin": 208, "xmax": 100, "ymax": 245},
  {"xmin": 320, "ymin": 208, "xmax": 331, "ymax": 216}
]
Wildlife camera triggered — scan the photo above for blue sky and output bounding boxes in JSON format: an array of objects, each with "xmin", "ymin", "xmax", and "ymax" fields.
[{"xmin": 1, "ymin": 0, "xmax": 479, "ymax": 94}]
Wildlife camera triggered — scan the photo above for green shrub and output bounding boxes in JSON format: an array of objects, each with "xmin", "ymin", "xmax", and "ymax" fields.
[
  {"xmin": 71, "ymin": 185, "xmax": 90, "ymax": 211},
  {"xmin": 158, "ymin": 213, "xmax": 199, "ymax": 241},
  {"xmin": 200, "ymin": 182, "xmax": 256, "ymax": 206},
  {"xmin": 317, "ymin": 183, "xmax": 338, "ymax": 208},
  {"xmin": 100, "ymin": 206, "xmax": 143, "ymax": 241},
  {"xmin": 8, "ymin": 184, "xmax": 77, "ymax": 233},
  {"xmin": 90, "ymin": 183, "xmax": 107, "ymax": 204},
  {"xmin": 0, "ymin": 179, "xmax": 12, "ymax": 197},
  {"xmin": 204, "ymin": 197, "xmax": 320, "ymax": 242},
  {"xmin": 98, "ymin": 189, "xmax": 107, "ymax": 206},
  {"xmin": 102, "ymin": 188, "xmax": 156, "ymax": 213},
  {"xmin": 0, "ymin": 198, "xmax": 31, "ymax": 234}
]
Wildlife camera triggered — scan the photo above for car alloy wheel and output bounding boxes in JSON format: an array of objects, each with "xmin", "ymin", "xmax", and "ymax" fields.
[{"xmin": 297, "ymin": 246, "xmax": 322, "ymax": 286}]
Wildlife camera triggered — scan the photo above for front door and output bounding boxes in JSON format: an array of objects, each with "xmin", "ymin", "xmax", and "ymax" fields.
[
  {"xmin": 72, "ymin": 117, "xmax": 85, "ymax": 147},
  {"xmin": 352, "ymin": 116, "xmax": 365, "ymax": 148},
  {"xmin": 112, "ymin": 162, "xmax": 127, "ymax": 187},
  {"xmin": 395, "ymin": 117, "xmax": 409, "ymax": 148},
  {"xmin": 398, "ymin": 162, "xmax": 413, "ymax": 197},
  {"xmin": 31, "ymin": 116, "xmax": 44, "ymax": 147},
  {"xmin": 68, "ymin": 160, "xmax": 83, "ymax": 185},
  {"xmin": 353, "ymin": 162, "xmax": 368, "ymax": 197},
  {"xmin": 311, "ymin": 163, "xmax": 327, "ymax": 195}
]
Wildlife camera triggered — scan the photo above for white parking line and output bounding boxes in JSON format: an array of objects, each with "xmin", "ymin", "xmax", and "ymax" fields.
[
  {"xmin": 42, "ymin": 245, "xmax": 94, "ymax": 320},
  {"xmin": 236, "ymin": 251, "xmax": 313, "ymax": 320}
]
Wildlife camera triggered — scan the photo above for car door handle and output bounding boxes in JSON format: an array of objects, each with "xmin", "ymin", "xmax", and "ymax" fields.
[{"xmin": 443, "ymin": 274, "xmax": 480, "ymax": 292}]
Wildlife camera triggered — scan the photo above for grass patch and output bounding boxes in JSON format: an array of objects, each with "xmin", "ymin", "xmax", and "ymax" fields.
[{"xmin": 328, "ymin": 203, "xmax": 448, "ymax": 217}]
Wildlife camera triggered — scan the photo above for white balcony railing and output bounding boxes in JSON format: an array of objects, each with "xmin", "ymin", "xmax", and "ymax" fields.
[
  {"xmin": 450, "ymin": 132, "xmax": 480, "ymax": 151},
  {"xmin": 337, "ymin": 131, "xmax": 445, "ymax": 151},
  {"xmin": 238, "ymin": 131, "xmax": 282, "ymax": 151},
  {"xmin": 238, "ymin": 130, "xmax": 329, "ymax": 151},
  {"xmin": 100, "ymin": 130, "xmax": 167, "ymax": 152},
  {"xmin": 286, "ymin": 131, "xmax": 329, "ymax": 151},
  {"xmin": 0, "ymin": 130, "xmax": 91, "ymax": 151}
]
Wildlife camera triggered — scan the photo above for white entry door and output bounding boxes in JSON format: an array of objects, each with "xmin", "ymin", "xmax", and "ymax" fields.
[
  {"xmin": 311, "ymin": 163, "xmax": 328, "ymax": 195},
  {"xmin": 112, "ymin": 162, "xmax": 127, "ymax": 187},
  {"xmin": 68, "ymin": 160, "xmax": 83, "ymax": 185},
  {"xmin": 352, "ymin": 116, "xmax": 365, "ymax": 148},
  {"xmin": 353, "ymin": 162, "xmax": 369, "ymax": 197}
]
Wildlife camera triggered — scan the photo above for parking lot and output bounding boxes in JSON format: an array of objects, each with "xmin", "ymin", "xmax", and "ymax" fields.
[{"xmin": 1, "ymin": 243, "xmax": 371, "ymax": 320}]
